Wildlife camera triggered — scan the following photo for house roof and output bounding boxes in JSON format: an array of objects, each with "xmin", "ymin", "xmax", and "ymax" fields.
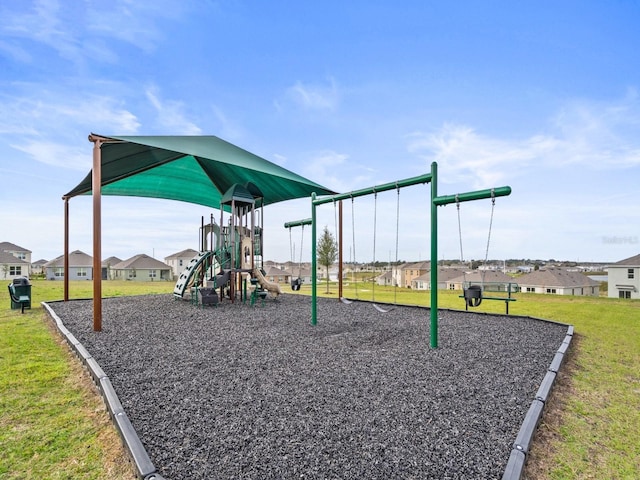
[
  {"xmin": 414, "ymin": 268, "xmax": 465, "ymax": 282},
  {"xmin": 32, "ymin": 259, "xmax": 48, "ymax": 266},
  {"xmin": 613, "ymin": 254, "xmax": 640, "ymax": 266},
  {"xmin": 165, "ymin": 248, "xmax": 200, "ymax": 260},
  {"xmin": 265, "ymin": 266, "xmax": 290, "ymax": 276},
  {"xmin": 283, "ymin": 267, "xmax": 314, "ymax": 277},
  {"xmin": 102, "ymin": 256, "xmax": 123, "ymax": 267},
  {"xmin": 449, "ymin": 270, "xmax": 514, "ymax": 284},
  {"xmin": 402, "ymin": 261, "xmax": 431, "ymax": 271},
  {"xmin": 517, "ymin": 268, "xmax": 600, "ymax": 288},
  {"xmin": 0, "ymin": 251, "xmax": 29, "ymax": 264},
  {"xmin": 45, "ymin": 250, "xmax": 93, "ymax": 268},
  {"xmin": 112, "ymin": 254, "xmax": 171, "ymax": 270},
  {"xmin": 0, "ymin": 241, "xmax": 31, "ymax": 253}
]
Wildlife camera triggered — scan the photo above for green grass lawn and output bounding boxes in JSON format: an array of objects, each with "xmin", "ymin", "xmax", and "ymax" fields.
[
  {"xmin": 1, "ymin": 278, "xmax": 639, "ymax": 478},
  {"xmin": 0, "ymin": 279, "xmax": 172, "ymax": 479}
]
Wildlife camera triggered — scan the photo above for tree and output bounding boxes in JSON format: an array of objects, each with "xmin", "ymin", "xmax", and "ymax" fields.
[{"xmin": 317, "ymin": 226, "xmax": 338, "ymax": 294}]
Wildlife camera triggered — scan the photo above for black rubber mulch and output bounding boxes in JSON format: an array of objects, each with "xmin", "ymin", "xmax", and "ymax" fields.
[{"xmin": 50, "ymin": 294, "xmax": 567, "ymax": 480}]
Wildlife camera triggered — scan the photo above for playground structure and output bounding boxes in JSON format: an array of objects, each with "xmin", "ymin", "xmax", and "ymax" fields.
[
  {"xmin": 173, "ymin": 182, "xmax": 281, "ymax": 306},
  {"xmin": 173, "ymin": 160, "xmax": 511, "ymax": 346},
  {"xmin": 309, "ymin": 161, "xmax": 512, "ymax": 348}
]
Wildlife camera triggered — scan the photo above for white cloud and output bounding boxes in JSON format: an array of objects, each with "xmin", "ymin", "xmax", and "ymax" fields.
[
  {"xmin": 550, "ymin": 92, "xmax": 640, "ymax": 168},
  {"xmin": 85, "ymin": 0, "xmax": 176, "ymax": 54},
  {"xmin": 406, "ymin": 94, "xmax": 640, "ymax": 188},
  {"xmin": 11, "ymin": 140, "xmax": 90, "ymax": 171},
  {"xmin": 146, "ymin": 86, "xmax": 202, "ymax": 135},
  {"xmin": 0, "ymin": 39, "xmax": 32, "ymax": 63},
  {"xmin": 406, "ymin": 124, "xmax": 542, "ymax": 188},
  {"xmin": 0, "ymin": 91, "xmax": 140, "ymax": 169},
  {"xmin": 210, "ymin": 105, "xmax": 244, "ymax": 140},
  {"xmin": 0, "ymin": 0, "xmax": 184, "ymax": 66},
  {"xmin": 0, "ymin": 0, "xmax": 84, "ymax": 63},
  {"xmin": 301, "ymin": 150, "xmax": 352, "ymax": 193},
  {"xmin": 285, "ymin": 77, "xmax": 340, "ymax": 111},
  {"xmin": 0, "ymin": 92, "xmax": 140, "ymax": 136}
]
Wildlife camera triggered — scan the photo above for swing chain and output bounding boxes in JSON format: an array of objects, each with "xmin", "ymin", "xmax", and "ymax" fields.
[
  {"xmin": 299, "ymin": 224, "xmax": 305, "ymax": 276},
  {"xmin": 289, "ymin": 227, "xmax": 294, "ymax": 266},
  {"xmin": 481, "ymin": 189, "xmax": 496, "ymax": 288},
  {"xmin": 351, "ymin": 195, "xmax": 358, "ymax": 298},
  {"xmin": 484, "ymin": 189, "xmax": 496, "ymax": 265},
  {"xmin": 456, "ymin": 194, "xmax": 464, "ymax": 265}
]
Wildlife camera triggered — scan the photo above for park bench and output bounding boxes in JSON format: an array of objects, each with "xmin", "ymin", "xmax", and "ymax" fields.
[{"xmin": 459, "ymin": 283, "xmax": 517, "ymax": 314}]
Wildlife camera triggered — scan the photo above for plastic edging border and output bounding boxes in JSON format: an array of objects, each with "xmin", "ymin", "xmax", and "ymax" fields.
[
  {"xmin": 501, "ymin": 322, "xmax": 574, "ymax": 480},
  {"xmin": 42, "ymin": 301, "xmax": 167, "ymax": 480}
]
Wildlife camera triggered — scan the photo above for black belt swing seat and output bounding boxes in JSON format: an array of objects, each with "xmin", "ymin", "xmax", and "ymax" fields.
[
  {"xmin": 291, "ymin": 277, "xmax": 302, "ymax": 291},
  {"xmin": 463, "ymin": 284, "xmax": 483, "ymax": 307}
]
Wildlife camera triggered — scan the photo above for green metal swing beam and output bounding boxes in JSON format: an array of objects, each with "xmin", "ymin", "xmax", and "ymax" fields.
[
  {"xmin": 284, "ymin": 218, "xmax": 313, "ymax": 228},
  {"xmin": 310, "ymin": 161, "xmax": 511, "ymax": 348}
]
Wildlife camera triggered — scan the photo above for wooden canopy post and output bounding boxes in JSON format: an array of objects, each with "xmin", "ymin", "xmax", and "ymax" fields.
[
  {"xmin": 89, "ymin": 134, "xmax": 103, "ymax": 331},
  {"xmin": 63, "ymin": 196, "xmax": 69, "ymax": 301}
]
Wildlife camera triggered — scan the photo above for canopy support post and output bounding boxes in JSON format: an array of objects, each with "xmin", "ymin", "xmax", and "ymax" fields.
[
  {"xmin": 63, "ymin": 196, "xmax": 69, "ymax": 302},
  {"xmin": 89, "ymin": 134, "xmax": 103, "ymax": 332}
]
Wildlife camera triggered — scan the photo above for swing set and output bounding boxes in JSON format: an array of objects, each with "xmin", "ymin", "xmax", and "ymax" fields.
[
  {"xmin": 283, "ymin": 218, "xmax": 312, "ymax": 291},
  {"xmin": 346, "ymin": 187, "xmax": 401, "ymax": 312},
  {"xmin": 309, "ymin": 161, "xmax": 511, "ymax": 348},
  {"xmin": 456, "ymin": 192, "xmax": 517, "ymax": 314}
]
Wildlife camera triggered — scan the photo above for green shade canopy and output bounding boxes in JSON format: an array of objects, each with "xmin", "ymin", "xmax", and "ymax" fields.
[{"xmin": 64, "ymin": 134, "xmax": 336, "ymax": 208}]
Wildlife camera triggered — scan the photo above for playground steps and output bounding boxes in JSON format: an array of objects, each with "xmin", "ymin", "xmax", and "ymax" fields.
[{"xmin": 173, "ymin": 251, "xmax": 213, "ymax": 298}]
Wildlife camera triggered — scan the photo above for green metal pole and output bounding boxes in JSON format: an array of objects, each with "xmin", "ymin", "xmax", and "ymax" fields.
[
  {"xmin": 311, "ymin": 193, "xmax": 318, "ymax": 325},
  {"xmin": 284, "ymin": 218, "xmax": 313, "ymax": 228},
  {"xmin": 433, "ymin": 186, "xmax": 512, "ymax": 206},
  {"xmin": 313, "ymin": 173, "xmax": 433, "ymax": 206},
  {"xmin": 430, "ymin": 162, "xmax": 438, "ymax": 348}
]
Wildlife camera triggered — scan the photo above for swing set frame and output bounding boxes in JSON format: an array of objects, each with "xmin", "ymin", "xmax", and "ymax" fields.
[{"xmin": 310, "ymin": 161, "xmax": 511, "ymax": 348}]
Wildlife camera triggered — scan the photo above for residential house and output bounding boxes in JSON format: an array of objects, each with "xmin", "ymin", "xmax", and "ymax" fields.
[
  {"xmin": 165, "ymin": 249, "xmax": 200, "ymax": 279},
  {"xmin": 266, "ymin": 266, "xmax": 292, "ymax": 285},
  {"xmin": 411, "ymin": 268, "xmax": 465, "ymax": 290},
  {"xmin": 102, "ymin": 256, "xmax": 122, "ymax": 280},
  {"xmin": 45, "ymin": 250, "xmax": 93, "ymax": 280},
  {"xmin": 1, "ymin": 251, "xmax": 30, "ymax": 280},
  {"xmin": 31, "ymin": 259, "xmax": 48, "ymax": 275},
  {"xmin": 0, "ymin": 241, "xmax": 32, "ymax": 279},
  {"xmin": 286, "ymin": 262, "xmax": 320, "ymax": 283},
  {"xmin": 392, "ymin": 261, "xmax": 430, "ymax": 288},
  {"xmin": 376, "ymin": 270, "xmax": 393, "ymax": 286},
  {"xmin": 447, "ymin": 270, "xmax": 516, "ymax": 291},
  {"xmin": 517, "ymin": 268, "xmax": 599, "ymax": 296},
  {"xmin": 607, "ymin": 254, "xmax": 640, "ymax": 299},
  {"xmin": 111, "ymin": 254, "xmax": 173, "ymax": 281}
]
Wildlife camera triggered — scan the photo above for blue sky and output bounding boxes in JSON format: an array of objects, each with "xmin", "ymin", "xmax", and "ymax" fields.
[{"xmin": 1, "ymin": 0, "xmax": 639, "ymax": 265}]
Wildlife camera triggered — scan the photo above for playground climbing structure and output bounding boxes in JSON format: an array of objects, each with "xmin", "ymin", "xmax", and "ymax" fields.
[{"xmin": 173, "ymin": 182, "xmax": 280, "ymax": 304}]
